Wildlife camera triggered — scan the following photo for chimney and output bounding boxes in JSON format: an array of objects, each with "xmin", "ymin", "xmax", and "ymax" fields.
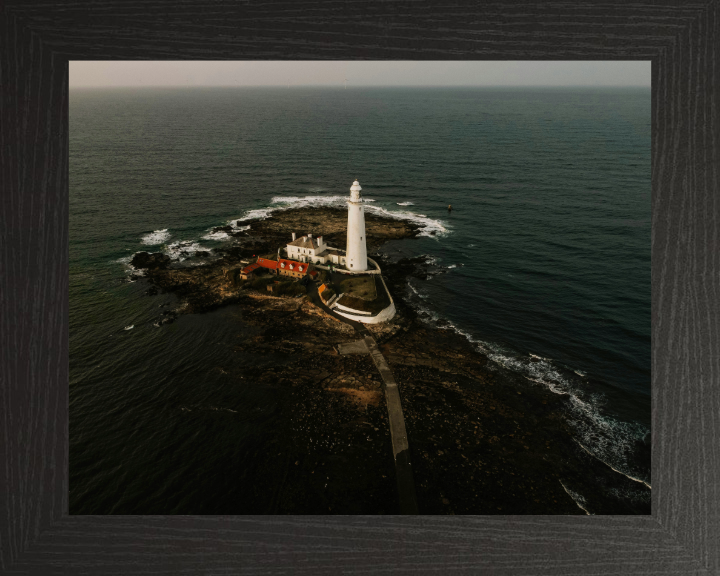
[
  {"xmin": 318, "ymin": 236, "xmax": 323, "ymax": 246},
  {"xmin": 291, "ymin": 232, "xmax": 296, "ymax": 241},
  {"xmin": 308, "ymin": 233, "xmax": 313, "ymax": 239}
]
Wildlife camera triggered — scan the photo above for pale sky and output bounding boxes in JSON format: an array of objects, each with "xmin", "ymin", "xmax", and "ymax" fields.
[{"xmin": 70, "ymin": 61, "xmax": 651, "ymax": 88}]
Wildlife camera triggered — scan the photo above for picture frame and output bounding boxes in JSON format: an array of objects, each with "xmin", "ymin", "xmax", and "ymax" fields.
[{"xmin": 1, "ymin": 1, "xmax": 717, "ymax": 573}]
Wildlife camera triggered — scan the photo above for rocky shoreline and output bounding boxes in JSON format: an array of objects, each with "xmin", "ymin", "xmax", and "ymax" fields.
[{"xmin": 129, "ymin": 207, "xmax": 650, "ymax": 514}]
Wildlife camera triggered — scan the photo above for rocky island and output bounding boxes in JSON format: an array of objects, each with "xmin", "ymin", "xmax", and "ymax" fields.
[{"xmin": 129, "ymin": 207, "xmax": 651, "ymax": 515}]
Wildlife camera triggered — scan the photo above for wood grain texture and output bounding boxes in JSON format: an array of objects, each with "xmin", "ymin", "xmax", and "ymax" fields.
[{"xmin": 1, "ymin": 1, "xmax": 718, "ymax": 573}]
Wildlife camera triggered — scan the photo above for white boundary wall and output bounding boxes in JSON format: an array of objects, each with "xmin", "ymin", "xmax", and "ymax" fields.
[
  {"xmin": 333, "ymin": 302, "xmax": 373, "ymax": 315},
  {"xmin": 334, "ymin": 301, "xmax": 396, "ymax": 324},
  {"xmin": 332, "ymin": 274, "xmax": 397, "ymax": 324}
]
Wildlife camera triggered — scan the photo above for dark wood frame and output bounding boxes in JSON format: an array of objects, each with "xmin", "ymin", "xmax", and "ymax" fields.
[{"xmin": 1, "ymin": 1, "xmax": 718, "ymax": 573}]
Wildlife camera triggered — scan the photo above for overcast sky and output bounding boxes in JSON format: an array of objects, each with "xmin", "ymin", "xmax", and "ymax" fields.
[{"xmin": 70, "ymin": 61, "xmax": 651, "ymax": 88}]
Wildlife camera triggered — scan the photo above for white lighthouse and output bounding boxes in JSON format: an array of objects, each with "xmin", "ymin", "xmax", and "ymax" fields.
[{"xmin": 346, "ymin": 179, "xmax": 368, "ymax": 271}]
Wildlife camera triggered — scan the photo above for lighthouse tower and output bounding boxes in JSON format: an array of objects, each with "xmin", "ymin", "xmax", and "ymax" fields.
[{"xmin": 346, "ymin": 179, "xmax": 368, "ymax": 271}]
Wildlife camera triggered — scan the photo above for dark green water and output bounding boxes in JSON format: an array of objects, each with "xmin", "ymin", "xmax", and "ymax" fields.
[{"xmin": 70, "ymin": 87, "xmax": 650, "ymax": 512}]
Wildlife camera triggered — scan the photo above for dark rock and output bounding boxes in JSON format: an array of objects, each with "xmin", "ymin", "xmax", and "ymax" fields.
[
  {"xmin": 146, "ymin": 285, "xmax": 158, "ymax": 296},
  {"xmin": 131, "ymin": 251, "xmax": 171, "ymax": 270}
]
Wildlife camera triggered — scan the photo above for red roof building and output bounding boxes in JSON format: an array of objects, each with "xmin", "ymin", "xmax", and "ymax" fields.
[
  {"xmin": 278, "ymin": 259, "xmax": 311, "ymax": 278},
  {"xmin": 256, "ymin": 257, "xmax": 279, "ymax": 270}
]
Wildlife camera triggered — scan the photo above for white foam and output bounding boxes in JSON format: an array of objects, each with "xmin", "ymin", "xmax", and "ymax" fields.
[
  {"xmin": 397, "ymin": 202, "xmax": 414, "ymax": 206},
  {"xmin": 234, "ymin": 207, "xmax": 275, "ymax": 222},
  {"xmin": 577, "ymin": 441, "xmax": 651, "ymax": 489},
  {"xmin": 271, "ymin": 194, "xmax": 345, "ymax": 206},
  {"xmin": 245, "ymin": 195, "xmax": 451, "ymax": 239},
  {"xmin": 559, "ymin": 481, "xmax": 592, "ymax": 515},
  {"xmin": 407, "ymin": 283, "xmax": 429, "ymax": 300},
  {"xmin": 401, "ymin": 292, "xmax": 651, "ymax": 487},
  {"xmin": 141, "ymin": 229, "xmax": 170, "ymax": 245},
  {"xmin": 607, "ymin": 484, "xmax": 651, "ymax": 504},
  {"xmin": 447, "ymin": 264, "xmax": 457, "ymax": 269},
  {"xmin": 124, "ymin": 325, "xmax": 134, "ymax": 330},
  {"xmin": 202, "ymin": 230, "xmax": 230, "ymax": 241},
  {"xmin": 164, "ymin": 240, "xmax": 210, "ymax": 261},
  {"xmin": 115, "ymin": 256, "xmax": 146, "ymax": 277}
]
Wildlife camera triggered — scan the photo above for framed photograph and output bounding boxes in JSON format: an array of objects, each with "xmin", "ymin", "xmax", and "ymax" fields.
[{"xmin": 2, "ymin": 2, "xmax": 718, "ymax": 574}]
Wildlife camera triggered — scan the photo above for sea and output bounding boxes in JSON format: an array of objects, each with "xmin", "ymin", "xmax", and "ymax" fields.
[{"xmin": 69, "ymin": 86, "xmax": 650, "ymax": 513}]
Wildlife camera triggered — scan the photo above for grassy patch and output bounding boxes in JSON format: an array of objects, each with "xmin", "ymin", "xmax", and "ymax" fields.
[
  {"xmin": 336, "ymin": 276, "xmax": 390, "ymax": 314},
  {"xmin": 338, "ymin": 275, "xmax": 377, "ymax": 300}
]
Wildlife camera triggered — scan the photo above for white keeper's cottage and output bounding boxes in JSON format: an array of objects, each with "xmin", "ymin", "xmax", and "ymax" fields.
[{"xmin": 286, "ymin": 232, "xmax": 346, "ymax": 266}]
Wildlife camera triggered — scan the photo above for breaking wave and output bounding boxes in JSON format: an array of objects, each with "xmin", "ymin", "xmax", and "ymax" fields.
[
  {"xmin": 233, "ymin": 207, "xmax": 274, "ymax": 222},
  {"xmin": 402, "ymin": 282, "xmax": 651, "ymax": 489},
  {"xmin": 559, "ymin": 481, "xmax": 592, "ymax": 515},
  {"xmin": 239, "ymin": 195, "xmax": 451, "ymax": 238},
  {"xmin": 397, "ymin": 201, "xmax": 414, "ymax": 206},
  {"xmin": 408, "ymin": 283, "xmax": 429, "ymax": 299},
  {"xmin": 487, "ymin": 344, "xmax": 650, "ymax": 488},
  {"xmin": 165, "ymin": 240, "xmax": 210, "ymax": 261},
  {"xmin": 114, "ymin": 255, "xmax": 146, "ymax": 277},
  {"xmin": 141, "ymin": 229, "xmax": 170, "ymax": 245},
  {"xmin": 202, "ymin": 230, "xmax": 230, "ymax": 241}
]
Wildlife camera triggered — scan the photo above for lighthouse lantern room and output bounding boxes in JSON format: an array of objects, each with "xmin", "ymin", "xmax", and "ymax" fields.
[{"xmin": 346, "ymin": 179, "xmax": 368, "ymax": 271}]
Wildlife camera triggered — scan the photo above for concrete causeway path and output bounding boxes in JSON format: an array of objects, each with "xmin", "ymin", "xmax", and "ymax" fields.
[
  {"xmin": 306, "ymin": 281, "xmax": 419, "ymax": 514},
  {"xmin": 362, "ymin": 335, "xmax": 418, "ymax": 514}
]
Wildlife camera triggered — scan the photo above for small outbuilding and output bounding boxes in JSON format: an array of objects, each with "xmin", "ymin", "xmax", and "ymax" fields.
[{"xmin": 239, "ymin": 262, "xmax": 261, "ymax": 280}]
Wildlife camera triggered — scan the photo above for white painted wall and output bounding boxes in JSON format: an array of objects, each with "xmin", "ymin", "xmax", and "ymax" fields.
[
  {"xmin": 333, "ymin": 302, "xmax": 373, "ymax": 315},
  {"xmin": 331, "ymin": 272, "xmax": 396, "ymax": 324},
  {"xmin": 334, "ymin": 301, "xmax": 396, "ymax": 324}
]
